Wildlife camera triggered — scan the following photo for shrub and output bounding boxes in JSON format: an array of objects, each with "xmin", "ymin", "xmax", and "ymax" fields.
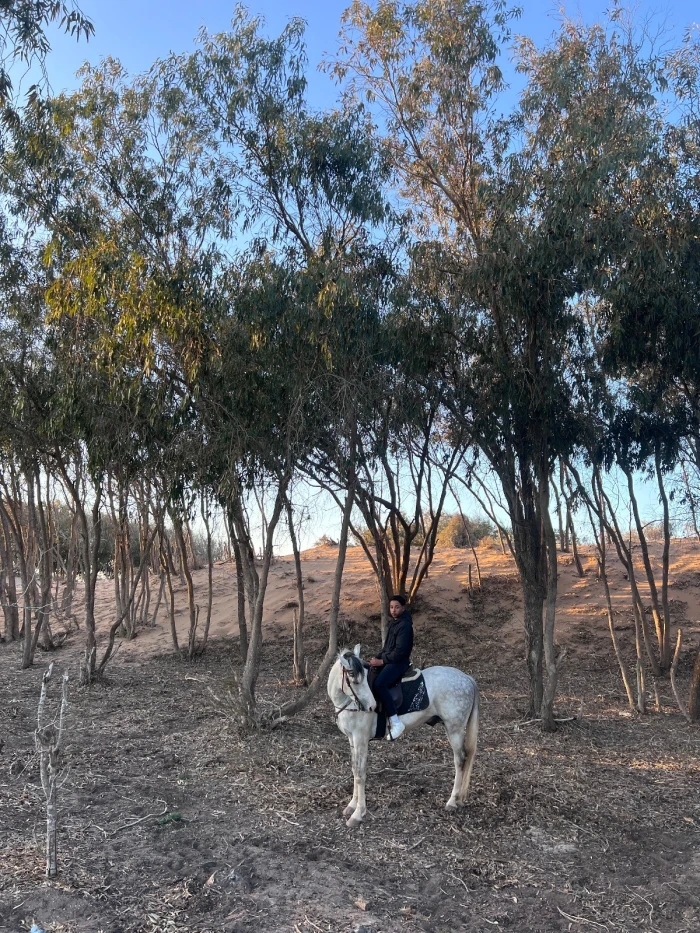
[
  {"xmin": 436, "ymin": 513, "xmax": 497, "ymax": 549},
  {"xmin": 314, "ymin": 534, "xmax": 338, "ymax": 547}
]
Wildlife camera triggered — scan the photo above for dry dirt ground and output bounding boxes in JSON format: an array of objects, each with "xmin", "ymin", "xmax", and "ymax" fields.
[{"xmin": 2, "ymin": 542, "xmax": 700, "ymax": 933}]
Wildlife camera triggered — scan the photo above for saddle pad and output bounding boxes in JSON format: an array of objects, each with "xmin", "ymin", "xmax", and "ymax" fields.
[{"xmin": 397, "ymin": 673, "xmax": 429, "ymax": 716}]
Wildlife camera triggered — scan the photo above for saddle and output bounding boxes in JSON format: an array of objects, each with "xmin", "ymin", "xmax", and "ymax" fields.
[
  {"xmin": 368, "ymin": 664, "xmax": 427, "ymax": 716},
  {"xmin": 368, "ymin": 665, "xmax": 436, "ymax": 740}
]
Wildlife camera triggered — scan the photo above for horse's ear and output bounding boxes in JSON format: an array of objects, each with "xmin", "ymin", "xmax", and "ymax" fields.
[
  {"xmin": 353, "ymin": 644, "xmax": 361, "ymax": 657},
  {"xmin": 339, "ymin": 653, "xmax": 352, "ymax": 670}
]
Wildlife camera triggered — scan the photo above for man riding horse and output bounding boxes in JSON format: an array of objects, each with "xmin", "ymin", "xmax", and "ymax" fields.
[{"xmin": 368, "ymin": 594, "xmax": 413, "ymax": 740}]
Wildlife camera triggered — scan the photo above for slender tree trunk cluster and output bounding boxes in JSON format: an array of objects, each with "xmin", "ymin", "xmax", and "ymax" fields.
[{"xmin": 566, "ymin": 455, "xmax": 697, "ymax": 717}]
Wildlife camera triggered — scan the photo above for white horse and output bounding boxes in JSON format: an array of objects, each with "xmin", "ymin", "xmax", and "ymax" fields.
[{"xmin": 327, "ymin": 645, "xmax": 479, "ymax": 827}]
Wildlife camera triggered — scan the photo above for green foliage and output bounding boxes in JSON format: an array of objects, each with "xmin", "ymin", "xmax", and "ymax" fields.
[
  {"xmin": 0, "ymin": 1, "xmax": 93, "ymax": 106},
  {"xmin": 435, "ymin": 513, "xmax": 495, "ymax": 549},
  {"xmin": 180, "ymin": 6, "xmax": 391, "ymax": 257},
  {"xmin": 2, "ymin": 4, "xmax": 700, "ymax": 712}
]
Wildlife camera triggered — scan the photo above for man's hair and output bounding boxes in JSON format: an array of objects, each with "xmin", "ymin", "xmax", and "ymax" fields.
[{"xmin": 390, "ymin": 594, "xmax": 407, "ymax": 606}]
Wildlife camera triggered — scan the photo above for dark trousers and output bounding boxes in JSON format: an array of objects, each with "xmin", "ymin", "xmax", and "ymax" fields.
[{"xmin": 373, "ymin": 661, "xmax": 410, "ymax": 718}]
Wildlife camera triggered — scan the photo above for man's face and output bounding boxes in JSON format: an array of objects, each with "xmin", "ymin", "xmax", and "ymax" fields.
[{"xmin": 389, "ymin": 600, "xmax": 404, "ymax": 619}]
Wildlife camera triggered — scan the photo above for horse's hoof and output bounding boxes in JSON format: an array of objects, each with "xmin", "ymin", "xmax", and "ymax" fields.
[
  {"xmin": 343, "ymin": 804, "xmax": 356, "ymax": 818},
  {"xmin": 445, "ymin": 799, "xmax": 458, "ymax": 811},
  {"xmin": 346, "ymin": 813, "xmax": 364, "ymax": 828}
]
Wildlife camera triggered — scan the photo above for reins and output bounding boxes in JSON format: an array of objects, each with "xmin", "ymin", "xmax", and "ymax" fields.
[{"xmin": 334, "ymin": 666, "xmax": 370, "ymax": 720}]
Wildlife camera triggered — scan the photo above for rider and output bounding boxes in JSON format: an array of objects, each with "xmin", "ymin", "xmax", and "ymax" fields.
[{"xmin": 368, "ymin": 594, "xmax": 413, "ymax": 740}]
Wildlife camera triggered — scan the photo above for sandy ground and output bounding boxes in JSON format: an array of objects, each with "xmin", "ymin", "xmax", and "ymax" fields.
[{"xmin": 2, "ymin": 539, "xmax": 700, "ymax": 932}]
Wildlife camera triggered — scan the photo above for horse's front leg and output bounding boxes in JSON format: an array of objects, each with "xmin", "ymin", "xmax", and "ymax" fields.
[
  {"xmin": 343, "ymin": 736, "xmax": 358, "ymax": 818},
  {"xmin": 346, "ymin": 735, "xmax": 369, "ymax": 828}
]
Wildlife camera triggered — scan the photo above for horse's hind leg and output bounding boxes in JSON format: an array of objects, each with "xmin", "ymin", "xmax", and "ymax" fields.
[
  {"xmin": 458, "ymin": 696, "xmax": 479, "ymax": 804},
  {"xmin": 445, "ymin": 723, "xmax": 466, "ymax": 810},
  {"xmin": 445, "ymin": 696, "xmax": 479, "ymax": 809}
]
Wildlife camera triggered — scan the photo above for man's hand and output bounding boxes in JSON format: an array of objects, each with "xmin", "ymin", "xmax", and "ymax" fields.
[{"xmin": 368, "ymin": 657, "xmax": 384, "ymax": 667}]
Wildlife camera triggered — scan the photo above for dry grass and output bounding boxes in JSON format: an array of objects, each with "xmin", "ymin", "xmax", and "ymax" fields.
[{"xmin": 2, "ymin": 565, "xmax": 700, "ymax": 932}]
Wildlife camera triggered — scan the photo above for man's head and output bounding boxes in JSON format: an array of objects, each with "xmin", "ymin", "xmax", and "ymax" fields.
[{"xmin": 389, "ymin": 594, "xmax": 406, "ymax": 618}]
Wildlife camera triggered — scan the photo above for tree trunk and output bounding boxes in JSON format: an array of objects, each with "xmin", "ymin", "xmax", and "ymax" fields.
[
  {"xmin": 654, "ymin": 446, "xmax": 672, "ymax": 670},
  {"xmin": 0, "ymin": 504, "xmax": 20, "ymax": 640},
  {"xmin": 227, "ymin": 491, "xmax": 259, "ymax": 657},
  {"xmin": 199, "ymin": 493, "xmax": 214, "ymax": 655},
  {"xmin": 161, "ymin": 531, "xmax": 179, "ymax": 654},
  {"xmin": 185, "ymin": 519, "xmax": 200, "ymax": 571},
  {"xmin": 567, "ymin": 511, "xmax": 585, "ymax": 577},
  {"xmin": 151, "ymin": 571, "xmax": 165, "ymax": 627},
  {"xmin": 498, "ymin": 462, "xmax": 546, "ymax": 720},
  {"xmin": 623, "ymin": 465, "xmax": 668, "ymax": 669},
  {"xmin": 540, "ymin": 483, "xmax": 563, "ymax": 731},
  {"xmin": 689, "ymin": 644, "xmax": 700, "ymax": 722},
  {"xmin": 285, "ymin": 495, "xmax": 306, "ymax": 684},
  {"xmin": 522, "ymin": 580, "xmax": 544, "ymax": 718},
  {"xmin": 231, "ymin": 532, "xmax": 248, "ymax": 661},
  {"xmin": 55, "ymin": 458, "xmax": 103, "ymax": 685},
  {"xmin": 31, "ymin": 468, "xmax": 54, "ymax": 654},
  {"xmin": 238, "ymin": 476, "xmax": 290, "ymax": 724},
  {"xmin": 61, "ymin": 514, "xmax": 78, "ymax": 617},
  {"xmin": 171, "ymin": 513, "xmax": 198, "ymax": 660},
  {"xmin": 379, "ymin": 583, "xmax": 390, "ymax": 643},
  {"xmin": 1, "ymin": 469, "xmax": 35, "ymax": 668},
  {"xmin": 79, "ymin": 492, "xmax": 103, "ymax": 684},
  {"xmin": 552, "ymin": 475, "xmax": 567, "ymax": 552}
]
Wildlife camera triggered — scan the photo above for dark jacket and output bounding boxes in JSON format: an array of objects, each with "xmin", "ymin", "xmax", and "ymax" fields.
[{"xmin": 379, "ymin": 609, "xmax": 413, "ymax": 665}]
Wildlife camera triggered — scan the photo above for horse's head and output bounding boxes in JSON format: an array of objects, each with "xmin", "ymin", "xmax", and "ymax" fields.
[{"xmin": 329, "ymin": 644, "xmax": 376, "ymax": 713}]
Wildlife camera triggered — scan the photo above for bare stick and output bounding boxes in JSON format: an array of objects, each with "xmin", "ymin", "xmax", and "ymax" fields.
[
  {"xmin": 671, "ymin": 629, "xmax": 692, "ymax": 723},
  {"xmin": 37, "ymin": 661, "xmax": 54, "ymax": 731},
  {"xmin": 35, "ymin": 665, "xmax": 69, "ymax": 877}
]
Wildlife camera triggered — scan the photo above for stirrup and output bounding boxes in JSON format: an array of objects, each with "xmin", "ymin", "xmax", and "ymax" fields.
[{"xmin": 386, "ymin": 720, "xmax": 405, "ymax": 741}]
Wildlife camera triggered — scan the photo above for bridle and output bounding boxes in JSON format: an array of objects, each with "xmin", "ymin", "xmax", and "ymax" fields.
[{"xmin": 334, "ymin": 664, "xmax": 370, "ymax": 719}]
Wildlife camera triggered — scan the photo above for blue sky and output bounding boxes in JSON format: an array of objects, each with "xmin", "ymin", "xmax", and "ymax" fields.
[{"xmin": 38, "ymin": 0, "xmax": 700, "ymax": 112}]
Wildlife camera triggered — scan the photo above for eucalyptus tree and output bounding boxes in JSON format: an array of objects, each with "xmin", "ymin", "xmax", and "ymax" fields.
[
  {"xmin": 0, "ymin": 1, "xmax": 93, "ymax": 106},
  {"xmin": 0, "ymin": 0, "xmax": 92, "ymax": 658},
  {"xmin": 0, "ymin": 53, "xmax": 228, "ymax": 679},
  {"xmin": 333, "ymin": 1, "xmax": 678, "ymax": 726},
  {"xmin": 177, "ymin": 13, "xmax": 455, "ymax": 642},
  {"xmin": 171, "ymin": 10, "xmax": 401, "ymax": 722},
  {"xmin": 0, "ymin": 227, "xmax": 68, "ymax": 666},
  {"xmin": 564, "ymin": 26, "xmax": 700, "ymax": 710}
]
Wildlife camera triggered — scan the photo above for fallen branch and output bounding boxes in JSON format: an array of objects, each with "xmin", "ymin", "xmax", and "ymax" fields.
[
  {"xmin": 556, "ymin": 906, "xmax": 608, "ymax": 929},
  {"xmin": 109, "ymin": 800, "xmax": 169, "ymax": 836}
]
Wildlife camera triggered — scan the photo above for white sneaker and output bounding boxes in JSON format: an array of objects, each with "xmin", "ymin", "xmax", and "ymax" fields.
[{"xmin": 386, "ymin": 720, "xmax": 405, "ymax": 741}]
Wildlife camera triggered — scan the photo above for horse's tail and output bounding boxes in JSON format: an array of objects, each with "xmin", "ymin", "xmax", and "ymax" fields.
[{"xmin": 460, "ymin": 687, "xmax": 479, "ymax": 800}]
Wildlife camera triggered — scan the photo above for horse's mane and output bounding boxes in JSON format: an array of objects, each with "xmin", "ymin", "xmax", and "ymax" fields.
[{"xmin": 340, "ymin": 650, "xmax": 366, "ymax": 678}]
